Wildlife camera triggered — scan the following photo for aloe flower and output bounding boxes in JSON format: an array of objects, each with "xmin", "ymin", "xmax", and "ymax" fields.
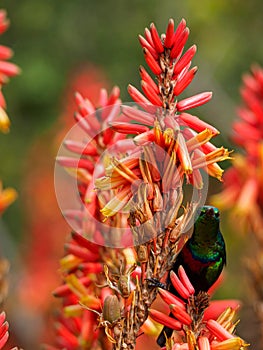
[
  {"xmin": 0, "ymin": 311, "xmax": 19, "ymax": 350},
  {"xmin": 148, "ymin": 266, "xmax": 248, "ymax": 350},
  {"xmin": 211, "ymin": 65, "xmax": 263, "ymax": 344},
  {"xmin": 53, "ymin": 19, "xmax": 237, "ymax": 350},
  {"xmin": 56, "ymin": 85, "xmax": 137, "ymax": 249},
  {"xmin": 0, "ymin": 10, "xmax": 20, "ymax": 133},
  {"xmin": 0, "ymin": 312, "xmax": 9, "ymax": 349},
  {"xmin": 49, "ymin": 231, "xmax": 136, "ymax": 349},
  {"xmin": 96, "ymin": 19, "xmax": 231, "ymax": 219},
  {"xmin": 212, "ymin": 65, "xmax": 263, "ymax": 236}
]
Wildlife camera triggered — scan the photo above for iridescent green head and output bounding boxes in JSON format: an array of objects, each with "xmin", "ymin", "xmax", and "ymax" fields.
[
  {"xmin": 193, "ymin": 205, "xmax": 220, "ymax": 241},
  {"xmin": 196, "ymin": 205, "xmax": 220, "ymax": 222}
]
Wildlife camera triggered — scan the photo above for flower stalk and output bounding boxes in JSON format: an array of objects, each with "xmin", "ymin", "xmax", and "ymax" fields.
[{"xmin": 51, "ymin": 18, "xmax": 244, "ymax": 350}]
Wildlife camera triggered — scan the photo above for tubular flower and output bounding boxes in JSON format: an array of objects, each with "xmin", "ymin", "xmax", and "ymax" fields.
[
  {"xmin": 212, "ymin": 65, "xmax": 263, "ymax": 237},
  {"xmin": 148, "ymin": 266, "xmax": 249, "ymax": 350},
  {"xmin": 52, "ymin": 231, "xmax": 103, "ymax": 346},
  {"xmin": 52, "ymin": 85, "xmax": 137, "ymax": 348},
  {"xmin": 211, "ymin": 65, "xmax": 263, "ymax": 344},
  {"xmin": 57, "ymin": 85, "xmax": 136, "ymax": 247},
  {"xmin": 0, "ymin": 10, "xmax": 20, "ymax": 133},
  {"xmin": 50, "ymin": 230, "xmax": 135, "ymax": 349},
  {"xmin": 0, "ymin": 311, "xmax": 19, "ymax": 350},
  {"xmin": 0, "ymin": 312, "xmax": 9, "ymax": 349},
  {"xmin": 96, "ymin": 19, "xmax": 231, "ymax": 219},
  {"xmin": 232, "ymin": 65, "xmax": 263, "ymax": 149},
  {"xmin": 57, "ymin": 85, "xmax": 125, "ymax": 187},
  {"xmin": 43, "ymin": 310, "xmax": 99, "ymax": 350}
]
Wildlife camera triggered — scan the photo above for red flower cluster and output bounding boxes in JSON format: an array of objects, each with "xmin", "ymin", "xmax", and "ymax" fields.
[
  {"xmin": 0, "ymin": 10, "xmax": 20, "ymax": 133},
  {"xmin": 96, "ymin": 19, "xmax": 231, "ymax": 219},
  {"xmin": 56, "ymin": 84, "xmax": 137, "ymax": 247},
  {"xmin": 212, "ymin": 65, "xmax": 263, "ymax": 235},
  {"xmin": 232, "ymin": 65, "xmax": 263, "ymax": 148},
  {"xmin": 47, "ymin": 230, "xmax": 137, "ymax": 349},
  {"xmin": 149, "ymin": 266, "xmax": 247, "ymax": 350},
  {"xmin": 47, "ymin": 234, "xmax": 103, "ymax": 349},
  {"xmin": 53, "ymin": 18, "xmax": 235, "ymax": 349},
  {"xmin": 133, "ymin": 19, "xmax": 211, "ymax": 113}
]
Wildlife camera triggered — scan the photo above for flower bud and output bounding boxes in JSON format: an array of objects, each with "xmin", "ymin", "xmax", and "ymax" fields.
[
  {"xmin": 102, "ymin": 295, "xmax": 121, "ymax": 323},
  {"xmin": 118, "ymin": 275, "xmax": 131, "ymax": 299},
  {"xmin": 137, "ymin": 245, "xmax": 148, "ymax": 263}
]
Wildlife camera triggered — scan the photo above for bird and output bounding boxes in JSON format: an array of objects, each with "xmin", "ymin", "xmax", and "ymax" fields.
[{"xmin": 157, "ymin": 205, "xmax": 226, "ymax": 347}]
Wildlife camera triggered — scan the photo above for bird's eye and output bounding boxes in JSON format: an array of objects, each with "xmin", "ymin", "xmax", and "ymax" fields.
[{"xmin": 214, "ymin": 210, "xmax": 220, "ymax": 218}]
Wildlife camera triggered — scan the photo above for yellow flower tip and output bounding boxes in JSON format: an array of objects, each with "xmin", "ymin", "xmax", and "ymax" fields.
[
  {"xmin": 140, "ymin": 317, "xmax": 161, "ymax": 336},
  {"xmin": 0, "ymin": 108, "xmax": 10, "ymax": 133},
  {"xmin": 207, "ymin": 163, "xmax": 224, "ymax": 181},
  {"xmin": 123, "ymin": 248, "xmax": 137, "ymax": 265},
  {"xmin": 212, "ymin": 337, "xmax": 249, "ymax": 350},
  {"xmin": 100, "ymin": 206, "xmax": 114, "ymax": 218},
  {"xmin": 100, "ymin": 186, "xmax": 132, "ymax": 218},
  {"xmin": 60, "ymin": 254, "xmax": 83, "ymax": 272},
  {"xmin": 163, "ymin": 128, "xmax": 175, "ymax": 146},
  {"xmin": 184, "ymin": 167, "xmax": 193, "ymax": 175},
  {"xmin": 65, "ymin": 274, "xmax": 88, "ymax": 298},
  {"xmin": 63, "ymin": 304, "xmax": 83, "ymax": 317},
  {"xmin": 80, "ymin": 294, "xmax": 101, "ymax": 310},
  {"xmin": 0, "ymin": 187, "xmax": 18, "ymax": 213}
]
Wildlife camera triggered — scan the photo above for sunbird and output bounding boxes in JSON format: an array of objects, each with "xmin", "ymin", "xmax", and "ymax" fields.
[{"xmin": 157, "ymin": 205, "xmax": 226, "ymax": 347}]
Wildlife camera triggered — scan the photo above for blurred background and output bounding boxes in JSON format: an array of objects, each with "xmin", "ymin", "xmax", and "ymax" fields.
[{"xmin": 0, "ymin": 0, "xmax": 262, "ymax": 348}]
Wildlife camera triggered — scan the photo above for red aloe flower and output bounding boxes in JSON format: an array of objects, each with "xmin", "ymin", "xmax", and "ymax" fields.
[
  {"xmin": 17, "ymin": 66, "xmax": 113, "ymax": 348},
  {"xmin": 212, "ymin": 65, "xmax": 263, "ymax": 236},
  {"xmin": 95, "ymin": 19, "xmax": 231, "ymax": 218},
  {"xmin": 0, "ymin": 9, "xmax": 20, "ymax": 133},
  {"xmin": 50, "ymin": 231, "xmax": 104, "ymax": 349},
  {"xmin": 0, "ymin": 312, "xmax": 9, "ymax": 349},
  {"xmin": 211, "ymin": 65, "xmax": 263, "ymax": 345},
  {"xmin": 232, "ymin": 65, "xmax": 263, "ymax": 149},
  {"xmin": 56, "ymin": 84, "xmax": 128, "ymax": 204},
  {"xmin": 0, "ymin": 311, "xmax": 19, "ymax": 350},
  {"xmin": 53, "ymin": 19, "xmax": 235, "ymax": 349},
  {"xmin": 149, "ymin": 266, "xmax": 248, "ymax": 350},
  {"xmin": 50, "ymin": 231, "xmax": 136, "ymax": 349}
]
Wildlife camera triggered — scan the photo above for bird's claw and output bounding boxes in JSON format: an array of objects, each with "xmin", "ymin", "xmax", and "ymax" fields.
[{"xmin": 146, "ymin": 278, "xmax": 166, "ymax": 289}]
